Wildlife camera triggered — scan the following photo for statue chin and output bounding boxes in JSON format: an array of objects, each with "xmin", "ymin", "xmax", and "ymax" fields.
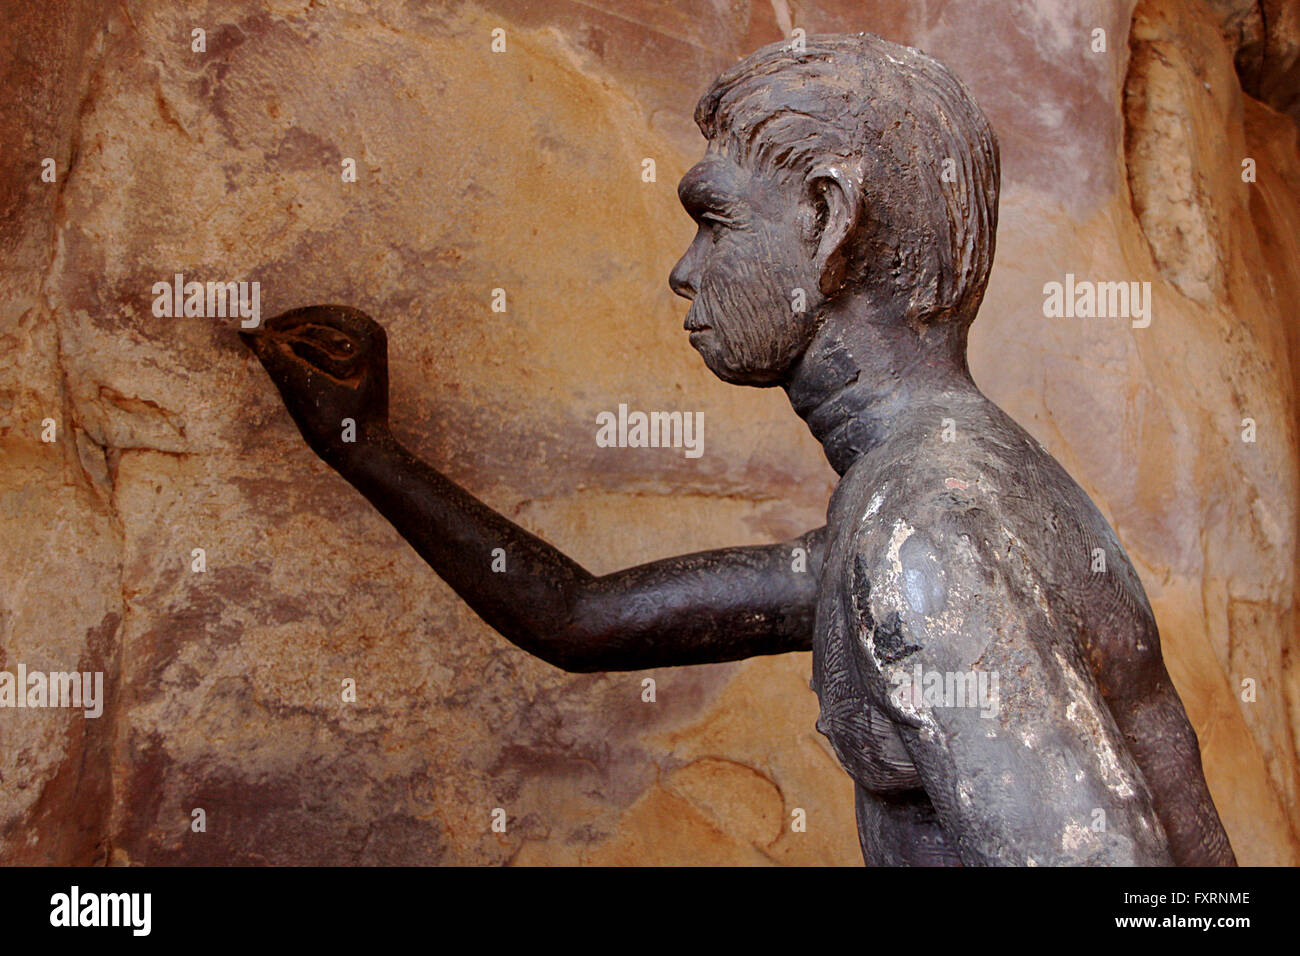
[
  {"xmin": 695, "ymin": 344, "xmax": 758, "ymax": 386},
  {"xmin": 692, "ymin": 335, "xmax": 793, "ymax": 388}
]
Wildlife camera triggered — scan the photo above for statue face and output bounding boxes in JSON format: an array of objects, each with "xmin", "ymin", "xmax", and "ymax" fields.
[{"xmin": 670, "ymin": 154, "xmax": 820, "ymax": 387}]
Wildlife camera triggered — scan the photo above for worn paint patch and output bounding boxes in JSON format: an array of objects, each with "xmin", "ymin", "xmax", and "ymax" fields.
[{"xmin": 900, "ymin": 532, "xmax": 948, "ymax": 617}]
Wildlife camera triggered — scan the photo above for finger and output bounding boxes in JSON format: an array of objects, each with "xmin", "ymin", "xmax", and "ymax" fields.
[
  {"xmin": 241, "ymin": 331, "xmax": 313, "ymax": 395},
  {"xmin": 261, "ymin": 305, "xmax": 385, "ymax": 345},
  {"xmin": 241, "ymin": 307, "xmax": 378, "ymax": 381},
  {"xmin": 287, "ymin": 333, "xmax": 364, "ymax": 380}
]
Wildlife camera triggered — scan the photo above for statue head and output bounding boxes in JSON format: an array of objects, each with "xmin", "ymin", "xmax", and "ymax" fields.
[{"xmin": 669, "ymin": 33, "xmax": 1000, "ymax": 387}]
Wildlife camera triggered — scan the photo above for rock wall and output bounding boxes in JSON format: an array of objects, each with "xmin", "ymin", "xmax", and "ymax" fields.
[{"xmin": 1, "ymin": 0, "xmax": 1296, "ymax": 865}]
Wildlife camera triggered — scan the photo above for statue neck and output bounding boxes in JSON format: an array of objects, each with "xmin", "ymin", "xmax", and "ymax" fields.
[{"xmin": 784, "ymin": 302, "xmax": 977, "ymax": 475}]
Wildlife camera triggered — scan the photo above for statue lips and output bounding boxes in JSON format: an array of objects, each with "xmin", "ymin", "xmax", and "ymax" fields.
[
  {"xmin": 683, "ymin": 308, "xmax": 711, "ymax": 341},
  {"xmin": 686, "ymin": 327, "xmax": 711, "ymax": 351}
]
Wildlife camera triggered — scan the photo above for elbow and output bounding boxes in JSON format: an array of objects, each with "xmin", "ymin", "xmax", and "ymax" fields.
[
  {"xmin": 524, "ymin": 617, "xmax": 609, "ymax": 674},
  {"xmin": 476, "ymin": 581, "xmax": 606, "ymax": 673},
  {"xmin": 508, "ymin": 582, "xmax": 629, "ymax": 674},
  {"xmin": 538, "ymin": 588, "xmax": 623, "ymax": 673},
  {"xmin": 531, "ymin": 636, "xmax": 597, "ymax": 673}
]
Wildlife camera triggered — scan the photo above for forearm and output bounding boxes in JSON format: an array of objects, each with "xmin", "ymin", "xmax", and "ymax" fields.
[{"xmin": 335, "ymin": 432, "xmax": 593, "ymax": 657}]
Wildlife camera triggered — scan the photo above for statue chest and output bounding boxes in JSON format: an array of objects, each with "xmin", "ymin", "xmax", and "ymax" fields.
[{"xmin": 811, "ymin": 493, "xmax": 920, "ymax": 794}]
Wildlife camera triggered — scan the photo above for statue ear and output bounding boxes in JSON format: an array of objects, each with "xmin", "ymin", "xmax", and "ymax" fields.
[{"xmin": 804, "ymin": 164, "xmax": 861, "ymax": 296}]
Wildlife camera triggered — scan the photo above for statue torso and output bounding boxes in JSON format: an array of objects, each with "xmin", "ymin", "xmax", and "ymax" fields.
[{"xmin": 808, "ymin": 401, "xmax": 1162, "ymax": 801}]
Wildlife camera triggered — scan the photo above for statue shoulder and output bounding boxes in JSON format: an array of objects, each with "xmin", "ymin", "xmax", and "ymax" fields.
[{"xmin": 841, "ymin": 464, "xmax": 1163, "ymax": 700}]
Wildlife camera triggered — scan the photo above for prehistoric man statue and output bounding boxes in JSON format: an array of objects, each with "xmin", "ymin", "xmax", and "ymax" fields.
[{"xmin": 241, "ymin": 34, "xmax": 1235, "ymax": 866}]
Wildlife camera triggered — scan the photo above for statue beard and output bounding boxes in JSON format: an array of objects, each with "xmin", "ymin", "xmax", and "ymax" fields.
[{"xmin": 689, "ymin": 260, "xmax": 807, "ymax": 387}]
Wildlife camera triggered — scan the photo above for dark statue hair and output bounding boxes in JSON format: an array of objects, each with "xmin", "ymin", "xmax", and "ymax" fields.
[{"xmin": 695, "ymin": 33, "xmax": 1000, "ymax": 330}]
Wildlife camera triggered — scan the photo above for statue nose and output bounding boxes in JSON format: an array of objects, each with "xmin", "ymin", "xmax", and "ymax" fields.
[{"xmin": 669, "ymin": 257, "xmax": 696, "ymax": 300}]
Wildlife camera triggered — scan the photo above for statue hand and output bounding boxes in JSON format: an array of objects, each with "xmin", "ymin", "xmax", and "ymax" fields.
[{"xmin": 240, "ymin": 304, "xmax": 391, "ymax": 465}]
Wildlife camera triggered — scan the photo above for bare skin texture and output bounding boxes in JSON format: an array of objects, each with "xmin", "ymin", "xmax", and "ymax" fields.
[{"xmin": 242, "ymin": 34, "xmax": 1235, "ymax": 866}]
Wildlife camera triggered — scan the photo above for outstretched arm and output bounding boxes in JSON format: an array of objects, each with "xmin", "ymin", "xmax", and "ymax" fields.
[
  {"xmin": 340, "ymin": 433, "xmax": 824, "ymax": 671},
  {"xmin": 242, "ymin": 305, "xmax": 825, "ymax": 672}
]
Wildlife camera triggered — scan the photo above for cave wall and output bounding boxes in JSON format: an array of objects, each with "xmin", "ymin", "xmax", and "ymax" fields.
[{"xmin": 1, "ymin": 0, "xmax": 1297, "ymax": 865}]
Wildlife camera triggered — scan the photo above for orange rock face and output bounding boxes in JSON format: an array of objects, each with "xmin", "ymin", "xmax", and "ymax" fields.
[{"xmin": 1, "ymin": 0, "xmax": 1296, "ymax": 865}]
